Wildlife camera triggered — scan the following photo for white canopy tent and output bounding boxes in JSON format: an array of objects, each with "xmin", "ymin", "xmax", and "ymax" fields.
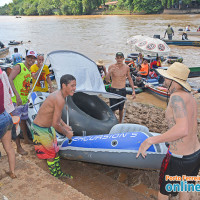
[
  {"xmin": 47, "ymin": 50, "xmax": 126, "ymax": 100},
  {"xmin": 29, "ymin": 50, "xmax": 127, "ymax": 115}
]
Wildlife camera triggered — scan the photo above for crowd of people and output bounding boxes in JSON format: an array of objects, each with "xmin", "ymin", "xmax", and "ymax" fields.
[{"xmin": 0, "ymin": 48, "xmax": 199, "ymax": 200}]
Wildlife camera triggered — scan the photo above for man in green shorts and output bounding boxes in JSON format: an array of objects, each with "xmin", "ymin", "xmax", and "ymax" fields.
[{"xmin": 31, "ymin": 74, "xmax": 76, "ymax": 178}]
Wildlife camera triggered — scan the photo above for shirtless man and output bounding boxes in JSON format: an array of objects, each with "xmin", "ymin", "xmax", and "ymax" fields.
[
  {"xmin": 137, "ymin": 62, "xmax": 200, "ymax": 200},
  {"xmin": 105, "ymin": 52, "xmax": 136, "ymax": 123},
  {"xmin": 31, "ymin": 74, "xmax": 76, "ymax": 178}
]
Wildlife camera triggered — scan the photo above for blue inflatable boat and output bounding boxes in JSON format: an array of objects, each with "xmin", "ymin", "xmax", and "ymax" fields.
[
  {"xmin": 27, "ymin": 92, "xmax": 167, "ymax": 170},
  {"xmin": 59, "ymin": 124, "xmax": 168, "ymax": 170}
]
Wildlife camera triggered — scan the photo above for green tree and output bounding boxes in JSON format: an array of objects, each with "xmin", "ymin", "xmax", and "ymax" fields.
[
  {"xmin": 82, "ymin": 0, "xmax": 92, "ymax": 14},
  {"xmin": 167, "ymin": 0, "xmax": 171, "ymax": 8},
  {"xmin": 37, "ymin": 0, "xmax": 53, "ymax": 15},
  {"xmin": 133, "ymin": 0, "xmax": 163, "ymax": 13},
  {"xmin": 69, "ymin": 0, "xmax": 82, "ymax": 15},
  {"xmin": 117, "ymin": 0, "xmax": 127, "ymax": 10},
  {"xmin": 0, "ymin": 4, "xmax": 9, "ymax": 15},
  {"xmin": 19, "ymin": 7, "xmax": 24, "ymax": 15}
]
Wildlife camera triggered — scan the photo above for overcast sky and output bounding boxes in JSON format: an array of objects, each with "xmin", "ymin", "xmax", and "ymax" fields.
[{"xmin": 0, "ymin": 0, "xmax": 12, "ymax": 6}]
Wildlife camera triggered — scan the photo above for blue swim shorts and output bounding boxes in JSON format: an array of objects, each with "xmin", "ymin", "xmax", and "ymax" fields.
[
  {"xmin": 0, "ymin": 111, "xmax": 13, "ymax": 139},
  {"xmin": 11, "ymin": 103, "xmax": 28, "ymax": 120}
]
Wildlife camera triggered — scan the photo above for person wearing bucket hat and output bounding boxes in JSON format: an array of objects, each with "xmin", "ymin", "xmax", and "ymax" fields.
[
  {"xmin": 96, "ymin": 59, "xmax": 107, "ymax": 78},
  {"xmin": 8, "ymin": 50, "xmax": 37, "ymax": 155},
  {"xmin": 137, "ymin": 62, "xmax": 200, "ymax": 199},
  {"xmin": 105, "ymin": 52, "xmax": 135, "ymax": 123}
]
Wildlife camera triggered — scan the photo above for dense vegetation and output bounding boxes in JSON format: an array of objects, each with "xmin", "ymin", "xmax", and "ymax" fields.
[
  {"xmin": 0, "ymin": 0, "xmax": 104, "ymax": 15},
  {"xmin": 0, "ymin": 0, "xmax": 199, "ymax": 15}
]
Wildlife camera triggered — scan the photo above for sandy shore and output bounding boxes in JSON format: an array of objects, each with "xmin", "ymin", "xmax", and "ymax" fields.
[{"xmin": 0, "ymin": 92, "xmax": 200, "ymax": 200}]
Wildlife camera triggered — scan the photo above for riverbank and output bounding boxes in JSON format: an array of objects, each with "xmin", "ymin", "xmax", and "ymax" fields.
[
  {"xmin": 0, "ymin": 92, "xmax": 200, "ymax": 200},
  {"xmin": 93, "ymin": 9, "xmax": 200, "ymax": 15}
]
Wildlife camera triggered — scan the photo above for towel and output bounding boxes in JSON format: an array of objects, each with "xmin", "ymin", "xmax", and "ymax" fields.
[{"xmin": 1, "ymin": 71, "xmax": 15, "ymax": 113}]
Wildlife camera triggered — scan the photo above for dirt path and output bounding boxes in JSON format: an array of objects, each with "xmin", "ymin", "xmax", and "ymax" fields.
[{"xmin": 0, "ymin": 92, "xmax": 200, "ymax": 200}]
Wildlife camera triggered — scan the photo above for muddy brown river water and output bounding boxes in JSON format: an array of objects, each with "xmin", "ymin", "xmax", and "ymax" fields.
[{"xmin": 0, "ymin": 14, "xmax": 200, "ymax": 199}]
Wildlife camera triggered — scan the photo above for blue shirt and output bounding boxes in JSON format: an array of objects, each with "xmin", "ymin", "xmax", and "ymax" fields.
[{"xmin": 12, "ymin": 53, "xmax": 22, "ymax": 65}]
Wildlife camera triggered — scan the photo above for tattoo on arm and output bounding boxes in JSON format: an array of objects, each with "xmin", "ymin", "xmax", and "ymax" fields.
[
  {"xmin": 169, "ymin": 138, "xmax": 183, "ymax": 151},
  {"xmin": 167, "ymin": 118, "xmax": 175, "ymax": 129},
  {"xmin": 170, "ymin": 95, "xmax": 187, "ymax": 118}
]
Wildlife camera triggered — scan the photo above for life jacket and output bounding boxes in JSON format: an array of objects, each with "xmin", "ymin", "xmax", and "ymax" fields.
[
  {"xmin": 150, "ymin": 60, "xmax": 161, "ymax": 69},
  {"xmin": 149, "ymin": 71, "xmax": 158, "ymax": 79},
  {"xmin": 166, "ymin": 27, "xmax": 173, "ymax": 35}
]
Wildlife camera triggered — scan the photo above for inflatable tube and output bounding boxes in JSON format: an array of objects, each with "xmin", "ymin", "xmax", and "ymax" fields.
[
  {"xmin": 167, "ymin": 56, "xmax": 183, "ymax": 64},
  {"xmin": 62, "ymin": 92, "xmax": 118, "ymax": 136},
  {"xmin": 126, "ymin": 87, "xmax": 143, "ymax": 95},
  {"xmin": 127, "ymin": 53, "xmax": 139, "ymax": 60},
  {"xmin": 27, "ymin": 92, "xmax": 118, "ymax": 137}
]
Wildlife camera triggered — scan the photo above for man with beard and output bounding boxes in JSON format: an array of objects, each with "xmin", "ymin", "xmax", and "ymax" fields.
[{"xmin": 137, "ymin": 62, "xmax": 200, "ymax": 200}]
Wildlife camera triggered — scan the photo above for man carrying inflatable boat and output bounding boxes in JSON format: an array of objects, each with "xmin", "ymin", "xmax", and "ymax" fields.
[{"xmin": 137, "ymin": 63, "xmax": 200, "ymax": 200}]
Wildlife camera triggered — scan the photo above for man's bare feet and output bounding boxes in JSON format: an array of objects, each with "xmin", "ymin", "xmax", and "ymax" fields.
[
  {"xmin": 6, "ymin": 171, "xmax": 17, "ymax": 179},
  {"xmin": 17, "ymin": 147, "xmax": 28, "ymax": 155}
]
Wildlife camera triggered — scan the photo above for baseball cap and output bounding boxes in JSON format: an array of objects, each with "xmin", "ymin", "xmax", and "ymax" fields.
[
  {"xmin": 26, "ymin": 50, "xmax": 37, "ymax": 58},
  {"xmin": 116, "ymin": 52, "xmax": 124, "ymax": 58}
]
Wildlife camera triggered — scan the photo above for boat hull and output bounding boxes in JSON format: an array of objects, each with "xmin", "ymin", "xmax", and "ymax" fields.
[
  {"xmin": 163, "ymin": 39, "xmax": 200, "ymax": 47},
  {"xmin": 60, "ymin": 147, "xmax": 165, "ymax": 170},
  {"xmin": 59, "ymin": 131, "xmax": 167, "ymax": 170},
  {"xmin": 178, "ymin": 31, "xmax": 200, "ymax": 36},
  {"xmin": 146, "ymin": 85, "xmax": 170, "ymax": 101},
  {"xmin": 0, "ymin": 47, "xmax": 9, "ymax": 55},
  {"xmin": 189, "ymin": 67, "xmax": 200, "ymax": 78}
]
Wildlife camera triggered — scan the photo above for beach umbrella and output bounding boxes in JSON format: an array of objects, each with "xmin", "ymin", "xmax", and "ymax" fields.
[
  {"xmin": 126, "ymin": 35, "xmax": 147, "ymax": 45},
  {"xmin": 127, "ymin": 35, "xmax": 170, "ymax": 56}
]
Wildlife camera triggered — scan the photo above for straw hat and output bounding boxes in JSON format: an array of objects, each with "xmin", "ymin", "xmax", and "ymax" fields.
[
  {"xmin": 156, "ymin": 62, "xmax": 191, "ymax": 92},
  {"xmin": 96, "ymin": 59, "xmax": 105, "ymax": 66}
]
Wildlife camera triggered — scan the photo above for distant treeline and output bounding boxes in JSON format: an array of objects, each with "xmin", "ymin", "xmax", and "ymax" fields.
[{"xmin": 0, "ymin": 0, "xmax": 199, "ymax": 15}]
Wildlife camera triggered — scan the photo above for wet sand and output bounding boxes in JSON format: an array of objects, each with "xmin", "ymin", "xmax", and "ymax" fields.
[{"xmin": 0, "ymin": 92, "xmax": 200, "ymax": 200}]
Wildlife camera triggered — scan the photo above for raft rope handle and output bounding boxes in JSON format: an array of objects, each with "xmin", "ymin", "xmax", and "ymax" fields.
[
  {"xmin": 66, "ymin": 97, "xmax": 69, "ymax": 125},
  {"xmin": 122, "ymin": 100, "xmax": 127, "ymax": 123},
  {"xmin": 110, "ymin": 99, "xmax": 126, "ymax": 109}
]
